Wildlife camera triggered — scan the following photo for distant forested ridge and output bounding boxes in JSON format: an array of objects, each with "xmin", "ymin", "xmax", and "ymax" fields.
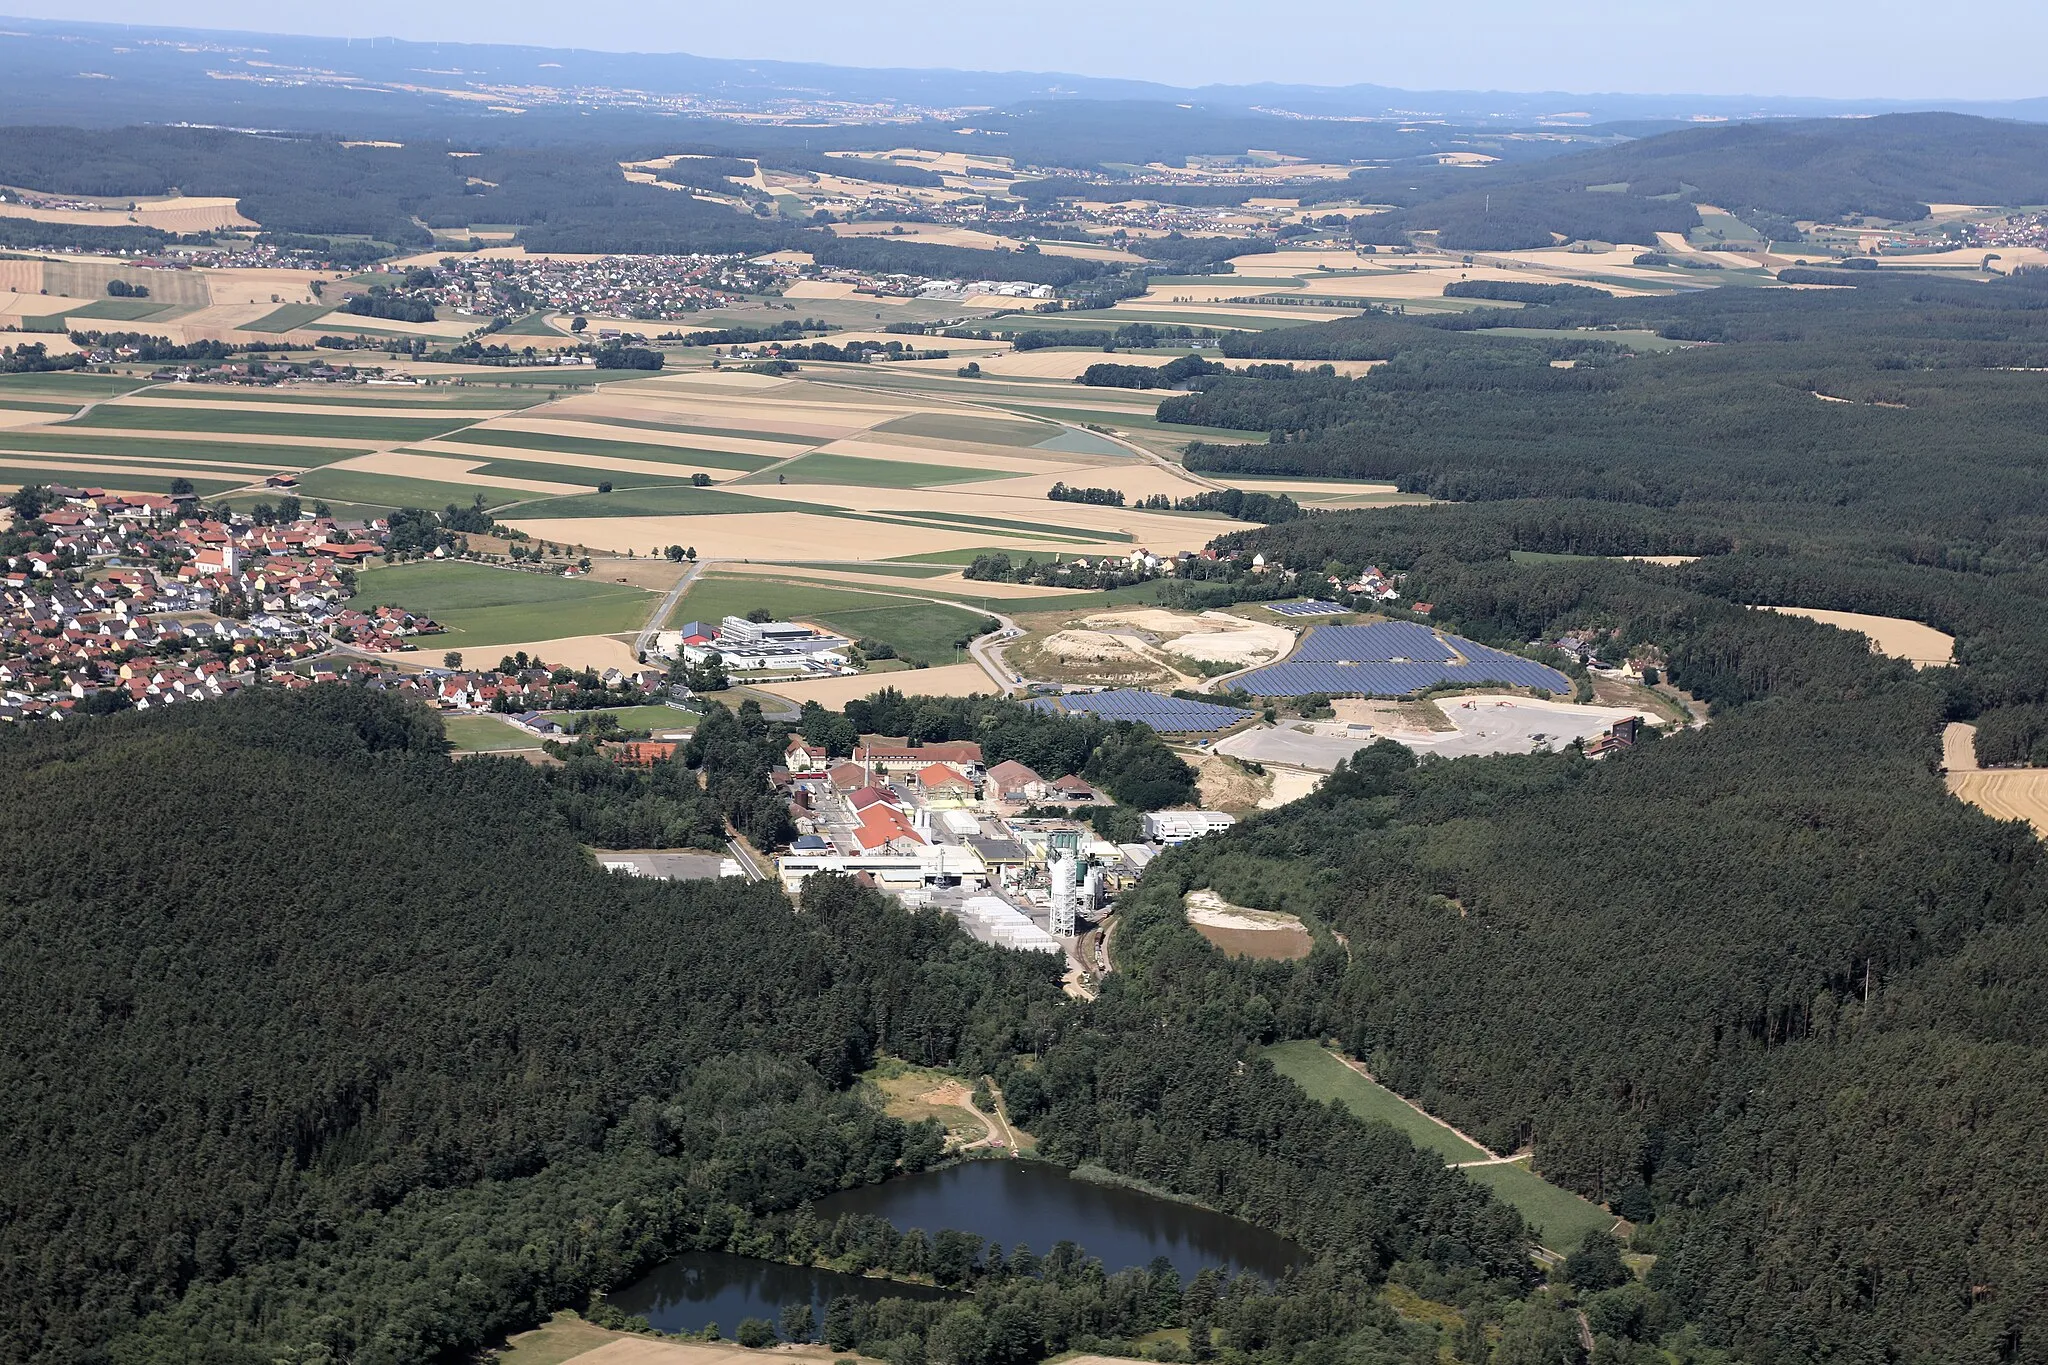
[{"xmin": 1339, "ymin": 111, "xmax": 2048, "ymax": 248}]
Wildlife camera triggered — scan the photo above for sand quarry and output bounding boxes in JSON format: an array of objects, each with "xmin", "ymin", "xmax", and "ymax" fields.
[
  {"xmin": 1184, "ymin": 889, "xmax": 1313, "ymax": 960},
  {"xmin": 1038, "ymin": 608, "xmax": 1293, "ymax": 675}
]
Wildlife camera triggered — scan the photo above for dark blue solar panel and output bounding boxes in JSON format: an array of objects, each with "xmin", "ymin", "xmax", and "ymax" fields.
[
  {"xmin": 1266, "ymin": 599, "xmax": 1348, "ymax": 617},
  {"xmin": 1233, "ymin": 624, "xmax": 1571, "ymax": 698},
  {"xmin": 1025, "ymin": 689, "xmax": 1256, "ymax": 733}
]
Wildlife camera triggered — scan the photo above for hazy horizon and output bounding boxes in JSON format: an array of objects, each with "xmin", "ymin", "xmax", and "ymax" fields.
[{"xmin": 6, "ymin": 0, "xmax": 2042, "ymax": 103}]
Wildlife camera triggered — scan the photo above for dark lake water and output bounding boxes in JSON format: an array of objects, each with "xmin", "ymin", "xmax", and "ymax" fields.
[{"xmin": 611, "ymin": 1161, "xmax": 1305, "ymax": 1335}]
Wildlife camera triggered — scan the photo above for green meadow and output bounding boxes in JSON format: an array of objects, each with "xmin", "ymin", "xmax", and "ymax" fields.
[
  {"xmin": 348, "ymin": 561, "xmax": 655, "ymax": 647},
  {"xmin": 1264, "ymin": 1041, "xmax": 1614, "ymax": 1251}
]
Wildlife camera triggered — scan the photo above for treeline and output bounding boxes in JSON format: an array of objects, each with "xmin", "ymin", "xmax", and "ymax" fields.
[
  {"xmin": 342, "ymin": 288, "xmax": 437, "ymax": 323},
  {"xmin": 1080, "ymin": 354, "xmax": 1220, "ymax": 388},
  {"xmin": 1442, "ymin": 279, "xmax": 1613, "ymax": 305}
]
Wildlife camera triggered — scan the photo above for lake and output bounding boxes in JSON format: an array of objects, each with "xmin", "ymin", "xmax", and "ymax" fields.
[{"xmin": 611, "ymin": 1161, "xmax": 1305, "ymax": 1334}]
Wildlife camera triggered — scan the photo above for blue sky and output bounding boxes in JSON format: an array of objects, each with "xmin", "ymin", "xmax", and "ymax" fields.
[{"xmin": 18, "ymin": 1, "xmax": 2045, "ymax": 100}]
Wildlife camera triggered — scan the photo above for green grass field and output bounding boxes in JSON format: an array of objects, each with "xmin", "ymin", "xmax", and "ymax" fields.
[
  {"xmin": 0, "ymin": 397, "xmax": 85, "ymax": 414},
  {"xmin": 447, "ymin": 428, "xmax": 776, "ymax": 473},
  {"xmin": 876, "ymin": 412, "xmax": 1058, "ymax": 447},
  {"xmin": 349, "ymin": 561, "xmax": 654, "ymax": 648},
  {"xmin": 0, "ymin": 432, "xmax": 352, "ymax": 467},
  {"xmin": 442, "ymin": 715, "xmax": 547, "ymax": 753},
  {"xmin": 462, "ymin": 456, "xmax": 700, "ymax": 490},
  {"xmin": 574, "ymin": 415, "xmax": 816, "ymax": 448},
  {"xmin": 1265, "ymin": 1041, "xmax": 1487, "ymax": 1162},
  {"xmin": 869, "ymin": 507, "xmax": 1127, "ymax": 543},
  {"xmin": 549, "ymin": 704, "xmax": 695, "ymax": 734},
  {"xmin": 70, "ymin": 405, "xmax": 482, "ymax": 441},
  {"xmin": 292, "ymin": 469, "xmax": 531, "ymax": 512},
  {"xmin": 0, "ymin": 464, "xmax": 243, "ymax": 496},
  {"xmin": 498, "ymin": 312, "xmax": 565, "ymax": 337},
  {"xmin": 753, "ymin": 451, "xmax": 1014, "ymax": 488},
  {"xmin": 1462, "ymin": 1163, "xmax": 1617, "ymax": 1253},
  {"xmin": 674, "ymin": 573, "xmax": 988, "ymax": 666},
  {"xmin": 1264, "ymin": 1041, "xmax": 1613, "ymax": 1250},
  {"xmin": 148, "ymin": 386, "xmax": 545, "ymax": 410},
  {"xmin": 62, "ymin": 298, "xmax": 170, "ymax": 321},
  {"xmin": 241, "ymin": 303, "xmax": 337, "ymax": 333},
  {"xmin": 510, "ymin": 485, "xmax": 790, "ymax": 518},
  {"xmin": 0, "ymin": 373, "xmax": 150, "ymax": 398}
]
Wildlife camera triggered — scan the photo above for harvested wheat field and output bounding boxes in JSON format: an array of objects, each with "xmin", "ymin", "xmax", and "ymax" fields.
[
  {"xmin": 1184, "ymin": 889, "xmax": 1313, "ymax": 960},
  {"xmin": 1944, "ymin": 722, "xmax": 2048, "ymax": 837},
  {"xmin": 757, "ymin": 662, "xmax": 995, "ymax": 707},
  {"xmin": 381, "ymin": 633, "xmax": 641, "ymax": 675},
  {"xmin": 901, "ymin": 349, "xmax": 1180, "ymax": 380},
  {"xmin": 1756, "ymin": 606, "xmax": 1954, "ymax": 667},
  {"xmin": 496, "ymin": 511, "xmax": 994, "ymax": 560}
]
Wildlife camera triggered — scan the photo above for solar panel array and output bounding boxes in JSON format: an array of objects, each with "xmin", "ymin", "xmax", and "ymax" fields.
[
  {"xmin": 1266, "ymin": 599, "xmax": 1350, "ymax": 617},
  {"xmin": 1235, "ymin": 621, "xmax": 1572, "ymax": 698},
  {"xmin": 1027, "ymin": 689, "xmax": 1256, "ymax": 733}
]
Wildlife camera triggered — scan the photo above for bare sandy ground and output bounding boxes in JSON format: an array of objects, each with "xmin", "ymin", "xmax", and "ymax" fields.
[
  {"xmin": 1620, "ymin": 554, "xmax": 1700, "ymax": 566},
  {"xmin": 756, "ymin": 661, "xmax": 995, "ymax": 707},
  {"xmin": 379, "ymin": 632, "xmax": 640, "ymax": 674},
  {"xmin": 782, "ymin": 280, "xmax": 861, "ymax": 299},
  {"xmin": 0, "ymin": 289, "xmax": 79, "ymax": 317},
  {"xmin": 323, "ymin": 451, "xmax": 588, "ymax": 495},
  {"xmin": 1755, "ymin": 606, "xmax": 1955, "ymax": 667},
  {"xmin": 1258, "ymin": 767, "xmax": 1325, "ymax": 809}
]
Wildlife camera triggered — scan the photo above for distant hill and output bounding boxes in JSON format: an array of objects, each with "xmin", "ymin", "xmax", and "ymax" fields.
[{"xmin": 1349, "ymin": 113, "xmax": 2048, "ymax": 250}]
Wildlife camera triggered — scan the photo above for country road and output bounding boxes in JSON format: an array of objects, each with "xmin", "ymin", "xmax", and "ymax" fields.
[{"xmin": 634, "ymin": 557, "xmax": 700, "ymax": 659}]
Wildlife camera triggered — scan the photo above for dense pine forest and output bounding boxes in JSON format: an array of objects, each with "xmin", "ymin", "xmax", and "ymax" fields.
[{"xmin": 1101, "ymin": 258, "xmax": 2048, "ymax": 1363}]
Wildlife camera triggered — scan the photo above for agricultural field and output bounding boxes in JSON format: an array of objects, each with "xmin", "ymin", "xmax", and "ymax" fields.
[
  {"xmin": 1944, "ymin": 722, "xmax": 2048, "ymax": 837},
  {"xmin": 1754, "ymin": 606, "xmax": 1955, "ymax": 668},
  {"xmin": 1265, "ymin": 1041, "xmax": 1615, "ymax": 1251},
  {"xmin": 347, "ymin": 561, "xmax": 656, "ymax": 650}
]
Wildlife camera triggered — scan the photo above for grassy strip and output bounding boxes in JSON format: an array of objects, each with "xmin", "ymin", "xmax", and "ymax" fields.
[
  {"xmin": 877, "ymin": 508, "xmax": 1132, "ymax": 542},
  {"xmin": 0, "ymin": 433, "xmax": 354, "ymax": 467},
  {"xmin": 146, "ymin": 387, "xmax": 547, "ymax": 409},
  {"xmin": 445, "ymin": 428, "xmax": 775, "ymax": 472},
  {"xmin": 69, "ymin": 406, "xmax": 484, "ymax": 441},
  {"xmin": 497, "ymin": 312, "xmax": 565, "ymax": 337},
  {"xmin": 0, "ymin": 463, "xmax": 243, "ymax": 495},
  {"xmin": 0, "ymin": 397, "xmax": 84, "ymax": 413},
  {"xmin": 1264, "ymin": 1041, "xmax": 1613, "ymax": 1251},
  {"xmin": 240, "ymin": 303, "xmax": 337, "ymax": 333},
  {"xmin": 754, "ymin": 451, "xmax": 1016, "ymax": 488},
  {"xmin": 1265, "ymin": 1040, "xmax": 1486, "ymax": 1162},
  {"xmin": 459, "ymin": 456, "xmax": 699, "ymax": 490},
  {"xmin": 291, "ymin": 469, "xmax": 532, "ymax": 511},
  {"xmin": 0, "ymin": 373, "xmax": 150, "ymax": 398},
  {"xmin": 509, "ymin": 485, "xmax": 792, "ymax": 518},
  {"xmin": 570, "ymin": 414, "xmax": 817, "ymax": 446},
  {"xmin": 877, "ymin": 412, "xmax": 1056, "ymax": 446},
  {"xmin": 59, "ymin": 298, "xmax": 170, "ymax": 322}
]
